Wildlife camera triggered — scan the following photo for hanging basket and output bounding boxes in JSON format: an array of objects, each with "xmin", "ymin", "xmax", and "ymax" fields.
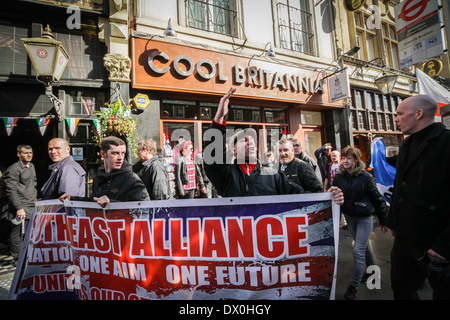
[{"xmin": 106, "ymin": 117, "xmax": 136, "ymax": 136}]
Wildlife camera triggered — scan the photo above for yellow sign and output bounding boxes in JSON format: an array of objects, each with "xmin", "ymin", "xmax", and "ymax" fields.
[
  {"xmin": 344, "ymin": 0, "xmax": 366, "ymax": 12},
  {"xmin": 132, "ymin": 93, "xmax": 151, "ymax": 112},
  {"xmin": 422, "ymin": 59, "xmax": 443, "ymax": 77}
]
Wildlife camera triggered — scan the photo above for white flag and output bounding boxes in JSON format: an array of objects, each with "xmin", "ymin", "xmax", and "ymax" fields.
[{"xmin": 416, "ymin": 69, "xmax": 450, "ymax": 117}]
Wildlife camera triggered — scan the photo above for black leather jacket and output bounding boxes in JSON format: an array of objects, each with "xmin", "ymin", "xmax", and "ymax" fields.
[{"xmin": 333, "ymin": 161, "xmax": 388, "ymax": 225}]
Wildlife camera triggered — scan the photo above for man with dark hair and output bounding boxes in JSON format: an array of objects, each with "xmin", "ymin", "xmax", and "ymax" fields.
[
  {"xmin": 203, "ymin": 88, "xmax": 344, "ymax": 204},
  {"xmin": 60, "ymin": 136, "xmax": 149, "ymax": 207},
  {"xmin": 314, "ymin": 143, "xmax": 332, "ymax": 185},
  {"xmin": 388, "ymin": 94, "xmax": 450, "ymax": 300},
  {"xmin": 41, "ymin": 138, "xmax": 85, "ymax": 200},
  {"xmin": 3, "ymin": 145, "xmax": 37, "ymax": 264},
  {"xmin": 277, "ymin": 139, "xmax": 323, "ymax": 193},
  {"xmin": 292, "ymin": 138, "xmax": 322, "ymax": 181},
  {"xmin": 134, "ymin": 139, "xmax": 171, "ymax": 200}
]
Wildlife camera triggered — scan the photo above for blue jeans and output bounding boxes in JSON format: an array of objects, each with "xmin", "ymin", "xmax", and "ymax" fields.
[{"xmin": 344, "ymin": 214, "xmax": 374, "ymax": 288}]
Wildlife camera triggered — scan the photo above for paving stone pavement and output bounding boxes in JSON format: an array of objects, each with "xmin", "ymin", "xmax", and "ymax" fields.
[{"xmin": 0, "ymin": 244, "xmax": 15, "ymax": 300}]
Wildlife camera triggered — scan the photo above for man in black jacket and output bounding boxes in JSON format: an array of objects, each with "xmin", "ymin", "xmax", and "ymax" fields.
[
  {"xmin": 203, "ymin": 88, "xmax": 344, "ymax": 204},
  {"xmin": 388, "ymin": 94, "xmax": 450, "ymax": 300},
  {"xmin": 61, "ymin": 136, "xmax": 149, "ymax": 207},
  {"xmin": 277, "ymin": 138, "xmax": 323, "ymax": 193}
]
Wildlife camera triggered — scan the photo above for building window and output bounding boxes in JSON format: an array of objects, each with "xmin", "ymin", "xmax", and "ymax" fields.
[
  {"xmin": 382, "ymin": 22, "xmax": 400, "ymax": 69},
  {"xmin": 0, "ymin": 20, "xmax": 29, "ymax": 76},
  {"xmin": 301, "ymin": 110, "xmax": 322, "ymax": 125},
  {"xmin": 68, "ymin": 91, "xmax": 105, "ymax": 116},
  {"xmin": 369, "ymin": 112, "xmax": 376, "ymax": 130},
  {"xmin": 352, "ymin": 10, "xmax": 378, "ymax": 61},
  {"xmin": 186, "ymin": 0, "xmax": 237, "ymax": 36},
  {"xmin": 54, "ymin": 29, "xmax": 107, "ymax": 80},
  {"xmin": 351, "ymin": 88, "xmax": 403, "ymax": 133},
  {"xmin": 277, "ymin": 0, "xmax": 315, "ymax": 55}
]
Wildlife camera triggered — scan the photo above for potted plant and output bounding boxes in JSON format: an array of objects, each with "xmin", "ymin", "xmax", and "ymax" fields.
[{"xmin": 94, "ymin": 97, "xmax": 139, "ymax": 155}]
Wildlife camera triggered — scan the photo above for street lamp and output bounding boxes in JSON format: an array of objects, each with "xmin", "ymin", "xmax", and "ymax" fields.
[
  {"xmin": 374, "ymin": 73, "xmax": 397, "ymax": 95},
  {"xmin": 21, "ymin": 25, "xmax": 70, "ymax": 121}
]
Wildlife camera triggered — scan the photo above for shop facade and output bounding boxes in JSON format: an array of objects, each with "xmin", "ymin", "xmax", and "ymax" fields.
[{"xmin": 131, "ymin": 36, "xmax": 346, "ymax": 159}]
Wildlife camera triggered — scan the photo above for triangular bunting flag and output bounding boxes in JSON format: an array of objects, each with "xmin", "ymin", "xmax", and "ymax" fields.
[
  {"xmin": 36, "ymin": 117, "xmax": 50, "ymax": 135},
  {"xmin": 92, "ymin": 119, "xmax": 101, "ymax": 136},
  {"xmin": 65, "ymin": 118, "xmax": 80, "ymax": 136},
  {"xmin": 3, "ymin": 117, "xmax": 19, "ymax": 136}
]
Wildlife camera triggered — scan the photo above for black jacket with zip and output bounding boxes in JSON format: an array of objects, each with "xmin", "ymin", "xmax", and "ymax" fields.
[
  {"xmin": 93, "ymin": 161, "xmax": 150, "ymax": 202},
  {"xmin": 203, "ymin": 122, "xmax": 303, "ymax": 197}
]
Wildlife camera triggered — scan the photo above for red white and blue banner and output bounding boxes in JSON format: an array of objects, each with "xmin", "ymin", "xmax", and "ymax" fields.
[{"xmin": 9, "ymin": 194, "xmax": 340, "ymax": 300}]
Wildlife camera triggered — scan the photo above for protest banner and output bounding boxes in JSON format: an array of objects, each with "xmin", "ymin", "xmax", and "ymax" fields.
[{"xmin": 9, "ymin": 193, "xmax": 340, "ymax": 300}]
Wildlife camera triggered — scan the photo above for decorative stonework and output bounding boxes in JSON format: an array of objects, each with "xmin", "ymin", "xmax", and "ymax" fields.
[{"xmin": 103, "ymin": 53, "xmax": 131, "ymax": 82}]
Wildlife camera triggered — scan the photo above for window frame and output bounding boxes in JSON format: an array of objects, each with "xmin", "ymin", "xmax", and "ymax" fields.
[
  {"xmin": 276, "ymin": 0, "xmax": 316, "ymax": 56},
  {"xmin": 185, "ymin": 0, "xmax": 239, "ymax": 37}
]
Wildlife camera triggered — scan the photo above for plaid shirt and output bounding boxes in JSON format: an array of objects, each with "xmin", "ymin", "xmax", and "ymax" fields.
[{"xmin": 182, "ymin": 159, "xmax": 196, "ymax": 191}]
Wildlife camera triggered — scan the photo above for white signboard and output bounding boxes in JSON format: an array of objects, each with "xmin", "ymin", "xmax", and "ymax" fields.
[
  {"xmin": 72, "ymin": 147, "xmax": 83, "ymax": 161},
  {"xmin": 395, "ymin": 0, "xmax": 444, "ymax": 69},
  {"xmin": 328, "ymin": 69, "xmax": 351, "ymax": 103}
]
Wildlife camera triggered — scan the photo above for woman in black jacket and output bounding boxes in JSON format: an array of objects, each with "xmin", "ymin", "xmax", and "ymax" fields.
[{"xmin": 333, "ymin": 146, "xmax": 388, "ymax": 300}]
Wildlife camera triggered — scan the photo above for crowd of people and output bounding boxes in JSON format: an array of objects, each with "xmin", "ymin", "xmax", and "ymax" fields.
[{"xmin": 0, "ymin": 89, "xmax": 449, "ymax": 300}]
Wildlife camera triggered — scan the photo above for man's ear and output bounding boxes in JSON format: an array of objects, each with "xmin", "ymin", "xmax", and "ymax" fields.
[
  {"xmin": 416, "ymin": 109, "xmax": 424, "ymax": 120},
  {"xmin": 100, "ymin": 150, "xmax": 106, "ymax": 159}
]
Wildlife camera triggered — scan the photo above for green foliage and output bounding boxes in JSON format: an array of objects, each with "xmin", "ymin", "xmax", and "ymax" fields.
[{"xmin": 93, "ymin": 99, "xmax": 140, "ymax": 156}]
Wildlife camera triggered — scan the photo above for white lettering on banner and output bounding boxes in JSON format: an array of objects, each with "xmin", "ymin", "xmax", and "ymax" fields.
[
  {"xmin": 13, "ymin": 195, "xmax": 338, "ymax": 301},
  {"xmin": 29, "ymin": 213, "xmax": 309, "ymax": 261}
]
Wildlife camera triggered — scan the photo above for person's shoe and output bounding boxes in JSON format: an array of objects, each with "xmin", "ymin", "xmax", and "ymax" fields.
[{"xmin": 344, "ymin": 285, "xmax": 357, "ymax": 300}]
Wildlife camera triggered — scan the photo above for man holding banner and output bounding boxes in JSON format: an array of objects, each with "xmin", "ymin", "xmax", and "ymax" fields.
[
  {"xmin": 388, "ymin": 95, "xmax": 450, "ymax": 300},
  {"xmin": 60, "ymin": 136, "xmax": 149, "ymax": 207}
]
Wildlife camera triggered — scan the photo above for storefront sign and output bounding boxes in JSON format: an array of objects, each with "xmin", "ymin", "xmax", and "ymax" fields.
[
  {"xmin": 395, "ymin": 0, "xmax": 444, "ymax": 69},
  {"xmin": 421, "ymin": 58, "xmax": 443, "ymax": 77},
  {"xmin": 328, "ymin": 69, "xmax": 351, "ymax": 103},
  {"xmin": 131, "ymin": 93, "xmax": 151, "ymax": 112},
  {"xmin": 132, "ymin": 38, "xmax": 340, "ymax": 107},
  {"xmin": 10, "ymin": 194, "xmax": 340, "ymax": 300},
  {"xmin": 343, "ymin": 0, "xmax": 366, "ymax": 12}
]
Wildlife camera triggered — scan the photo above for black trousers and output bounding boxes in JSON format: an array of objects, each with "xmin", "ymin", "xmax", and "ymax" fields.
[
  {"xmin": 391, "ymin": 233, "xmax": 450, "ymax": 300},
  {"xmin": 10, "ymin": 218, "xmax": 29, "ymax": 261},
  {"xmin": 179, "ymin": 189, "xmax": 195, "ymax": 199}
]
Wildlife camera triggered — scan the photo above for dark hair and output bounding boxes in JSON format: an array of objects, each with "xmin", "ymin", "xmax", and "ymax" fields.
[
  {"xmin": 101, "ymin": 136, "xmax": 125, "ymax": 152},
  {"xmin": 17, "ymin": 145, "xmax": 32, "ymax": 153}
]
